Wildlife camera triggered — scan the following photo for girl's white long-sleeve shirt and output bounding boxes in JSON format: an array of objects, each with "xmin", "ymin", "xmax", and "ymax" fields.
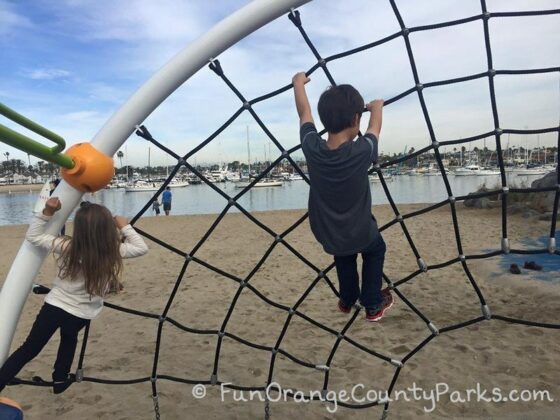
[{"xmin": 26, "ymin": 214, "xmax": 149, "ymax": 320}]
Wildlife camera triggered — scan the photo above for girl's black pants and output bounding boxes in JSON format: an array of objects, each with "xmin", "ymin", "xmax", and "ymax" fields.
[{"xmin": 0, "ymin": 303, "xmax": 88, "ymax": 391}]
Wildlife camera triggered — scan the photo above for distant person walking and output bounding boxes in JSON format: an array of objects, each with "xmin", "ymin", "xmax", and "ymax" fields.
[{"xmin": 162, "ymin": 187, "xmax": 172, "ymax": 216}]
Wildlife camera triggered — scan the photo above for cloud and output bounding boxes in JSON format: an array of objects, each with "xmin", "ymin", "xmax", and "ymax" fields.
[
  {"xmin": 45, "ymin": 0, "xmax": 210, "ymax": 43},
  {"xmin": 24, "ymin": 68, "xmax": 72, "ymax": 80},
  {"xmin": 0, "ymin": 1, "xmax": 33, "ymax": 36},
  {"xmin": 86, "ymin": 82, "xmax": 130, "ymax": 104}
]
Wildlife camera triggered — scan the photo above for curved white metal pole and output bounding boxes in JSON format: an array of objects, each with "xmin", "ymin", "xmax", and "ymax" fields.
[{"xmin": 0, "ymin": 0, "xmax": 311, "ymax": 364}]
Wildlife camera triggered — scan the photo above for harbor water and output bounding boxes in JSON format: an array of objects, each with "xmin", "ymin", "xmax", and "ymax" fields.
[{"xmin": 0, "ymin": 173, "xmax": 547, "ymax": 226}]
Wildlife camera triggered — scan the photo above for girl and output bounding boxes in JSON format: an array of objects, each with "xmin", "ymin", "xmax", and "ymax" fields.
[{"xmin": 0, "ymin": 197, "xmax": 148, "ymax": 394}]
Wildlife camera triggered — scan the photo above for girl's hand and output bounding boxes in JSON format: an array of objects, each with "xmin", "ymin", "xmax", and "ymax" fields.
[
  {"xmin": 43, "ymin": 197, "xmax": 61, "ymax": 216},
  {"xmin": 114, "ymin": 215, "xmax": 128, "ymax": 229}
]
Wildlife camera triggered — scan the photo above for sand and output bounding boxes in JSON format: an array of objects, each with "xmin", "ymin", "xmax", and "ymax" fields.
[
  {"xmin": 0, "ymin": 184, "xmax": 43, "ymax": 194},
  {"xmin": 0, "ymin": 204, "xmax": 559, "ymax": 419}
]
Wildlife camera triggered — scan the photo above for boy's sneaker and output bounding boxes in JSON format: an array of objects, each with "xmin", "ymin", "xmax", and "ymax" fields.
[
  {"xmin": 365, "ymin": 289, "xmax": 394, "ymax": 322},
  {"xmin": 337, "ymin": 300, "xmax": 352, "ymax": 314}
]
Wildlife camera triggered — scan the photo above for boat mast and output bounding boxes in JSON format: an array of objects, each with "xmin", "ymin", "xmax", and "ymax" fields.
[
  {"xmin": 506, "ymin": 133, "xmax": 510, "ymax": 164},
  {"xmin": 148, "ymin": 146, "xmax": 151, "ymax": 182},
  {"xmin": 125, "ymin": 144, "xmax": 129, "ymax": 182},
  {"xmin": 166, "ymin": 144, "xmax": 169, "ymax": 178},
  {"xmin": 246, "ymin": 125, "xmax": 251, "ymax": 176},
  {"xmin": 537, "ymin": 134, "xmax": 540, "ymax": 165}
]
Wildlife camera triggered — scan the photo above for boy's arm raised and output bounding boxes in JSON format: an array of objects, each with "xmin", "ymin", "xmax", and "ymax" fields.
[
  {"xmin": 366, "ymin": 99, "xmax": 384, "ymax": 139},
  {"xmin": 292, "ymin": 72, "xmax": 314, "ymax": 127}
]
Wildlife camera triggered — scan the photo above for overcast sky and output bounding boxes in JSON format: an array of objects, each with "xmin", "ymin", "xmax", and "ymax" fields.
[{"xmin": 1, "ymin": 0, "xmax": 558, "ymax": 168}]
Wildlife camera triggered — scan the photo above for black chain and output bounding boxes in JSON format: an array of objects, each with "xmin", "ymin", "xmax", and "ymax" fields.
[
  {"xmin": 264, "ymin": 397, "xmax": 270, "ymax": 420},
  {"xmin": 152, "ymin": 394, "xmax": 161, "ymax": 420}
]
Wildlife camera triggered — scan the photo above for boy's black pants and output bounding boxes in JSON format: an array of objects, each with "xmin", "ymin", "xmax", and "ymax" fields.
[
  {"xmin": 0, "ymin": 303, "xmax": 88, "ymax": 391},
  {"xmin": 334, "ymin": 234, "xmax": 386, "ymax": 310}
]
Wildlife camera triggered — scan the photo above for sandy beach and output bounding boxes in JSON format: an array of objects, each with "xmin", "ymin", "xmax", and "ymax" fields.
[
  {"xmin": 0, "ymin": 204, "xmax": 558, "ymax": 419},
  {"xmin": 0, "ymin": 184, "xmax": 44, "ymax": 194}
]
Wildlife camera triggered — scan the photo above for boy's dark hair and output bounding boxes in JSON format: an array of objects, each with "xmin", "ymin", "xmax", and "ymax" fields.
[{"xmin": 317, "ymin": 84, "xmax": 364, "ymax": 134}]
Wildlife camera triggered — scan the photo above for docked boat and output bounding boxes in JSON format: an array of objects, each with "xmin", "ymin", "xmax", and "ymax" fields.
[
  {"xmin": 234, "ymin": 179, "xmax": 283, "ymax": 188},
  {"xmin": 512, "ymin": 166, "xmax": 551, "ymax": 176},
  {"xmin": 407, "ymin": 169, "xmax": 424, "ymax": 176},
  {"xmin": 477, "ymin": 167, "xmax": 501, "ymax": 176},
  {"xmin": 168, "ymin": 180, "xmax": 189, "ymax": 188},
  {"xmin": 105, "ymin": 179, "xmax": 120, "ymax": 189},
  {"xmin": 125, "ymin": 180, "xmax": 161, "ymax": 192},
  {"xmin": 209, "ymin": 167, "xmax": 228, "ymax": 182},
  {"xmin": 202, "ymin": 172, "xmax": 221, "ymax": 183},
  {"xmin": 454, "ymin": 164, "xmax": 480, "ymax": 176},
  {"xmin": 369, "ymin": 173, "xmax": 393, "ymax": 182},
  {"xmin": 225, "ymin": 172, "xmax": 241, "ymax": 182}
]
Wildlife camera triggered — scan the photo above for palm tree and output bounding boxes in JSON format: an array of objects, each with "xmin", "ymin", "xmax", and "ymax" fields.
[
  {"xmin": 45, "ymin": 162, "xmax": 56, "ymax": 176},
  {"xmin": 117, "ymin": 150, "xmax": 124, "ymax": 168},
  {"xmin": 3, "ymin": 152, "xmax": 10, "ymax": 183},
  {"xmin": 406, "ymin": 147, "xmax": 416, "ymax": 168},
  {"xmin": 15, "ymin": 159, "xmax": 23, "ymax": 174}
]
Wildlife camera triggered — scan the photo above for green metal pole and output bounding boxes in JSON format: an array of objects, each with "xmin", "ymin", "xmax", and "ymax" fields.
[
  {"xmin": 0, "ymin": 124, "xmax": 74, "ymax": 169},
  {"xmin": 0, "ymin": 103, "xmax": 66, "ymax": 152},
  {"xmin": 0, "ymin": 102, "xmax": 74, "ymax": 169}
]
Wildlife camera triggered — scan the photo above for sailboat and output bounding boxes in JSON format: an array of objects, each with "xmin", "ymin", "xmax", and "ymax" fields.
[
  {"xmin": 234, "ymin": 126, "xmax": 283, "ymax": 188},
  {"xmin": 125, "ymin": 147, "xmax": 162, "ymax": 192}
]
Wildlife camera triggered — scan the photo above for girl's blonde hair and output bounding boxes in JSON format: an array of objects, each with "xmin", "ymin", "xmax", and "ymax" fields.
[{"xmin": 57, "ymin": 202, "xmax": 122, "ymax": 297}]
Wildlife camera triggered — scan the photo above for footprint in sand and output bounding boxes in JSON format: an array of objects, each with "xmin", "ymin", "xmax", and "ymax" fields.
[
  {"xmin": 115, "ymin": 357, "xmax": 131, "ymax": 366},
  {"xmin": 406, "ymin": 362, "xmax": 418, "ymax": 370},
  {"xmin": 135, "ymin": 345, "xmax": 151, "ymax": 355},
  {"xmin": 390, "ymin": 344, "xmax": 411, "ymax": 354},
  {"xmin": 526, "ymin": 329, "xmax": 544, "ymax": 337},
  {"xmin": 249, "ymin": 368, "xmax": 262, "ymax": 377},
  {"xmin": 55, "ymin": 405, "xmax": 74, "ymax": 415},
  {"xmin": 454, "ymin": 343, "xmax": 471, "ymax": 353}
]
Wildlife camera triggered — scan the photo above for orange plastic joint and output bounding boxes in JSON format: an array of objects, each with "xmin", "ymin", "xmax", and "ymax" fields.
[{"xmin": 61, "ymin": 143, "xmax": 114, "ymax": 192}]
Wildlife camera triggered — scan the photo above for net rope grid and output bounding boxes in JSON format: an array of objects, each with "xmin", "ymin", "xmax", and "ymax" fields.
[{"xmin": 11, "ymin": 1, "xmax": 560, "ymax": 418}]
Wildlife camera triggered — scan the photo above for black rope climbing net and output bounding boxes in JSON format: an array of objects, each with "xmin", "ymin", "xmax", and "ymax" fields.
[{"xmin": 13, "ymin": 1, "xmax": 560, "ymax": 418}]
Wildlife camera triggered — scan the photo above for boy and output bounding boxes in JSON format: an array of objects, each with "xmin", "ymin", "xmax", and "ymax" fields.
[{"xmin": 292, "ymin": 72, "xmax": 393, "ymax": 322}]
